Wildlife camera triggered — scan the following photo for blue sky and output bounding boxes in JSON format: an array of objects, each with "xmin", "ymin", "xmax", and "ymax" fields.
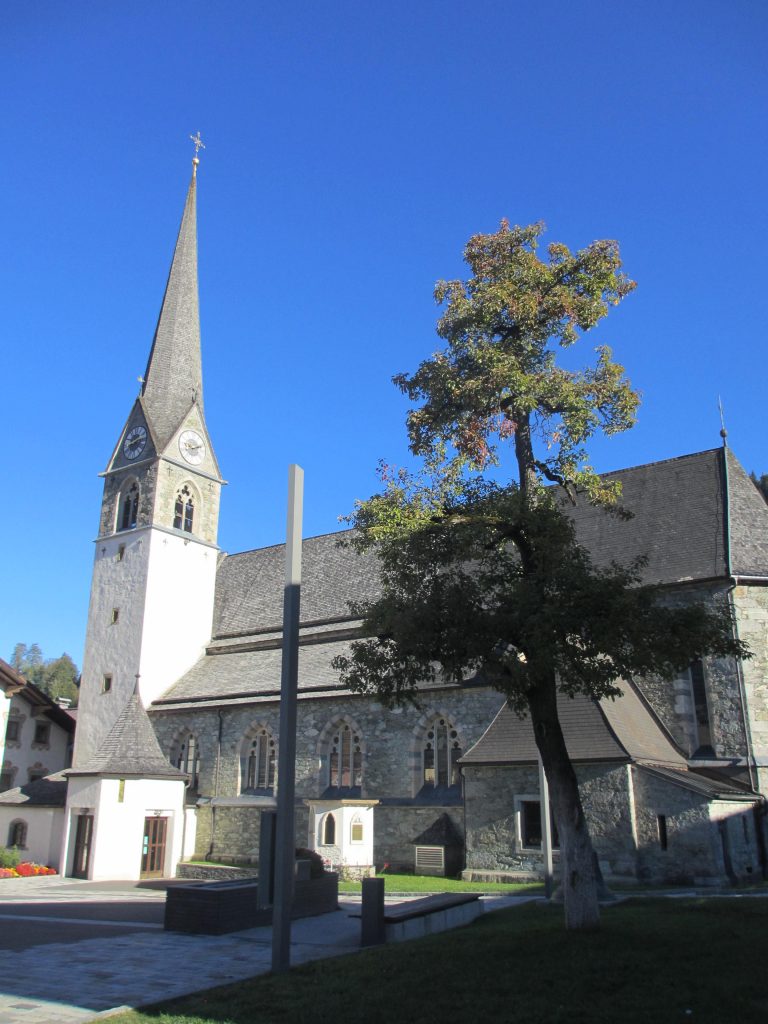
[{"xmin": 2, "ymin": 1, "xmax": 766, "ymax": 670}]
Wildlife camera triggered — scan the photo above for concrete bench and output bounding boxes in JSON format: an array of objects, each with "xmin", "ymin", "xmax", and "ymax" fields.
[{"xmin": 361, "ymin": 881, "xmax": 482, "ymax": 945}]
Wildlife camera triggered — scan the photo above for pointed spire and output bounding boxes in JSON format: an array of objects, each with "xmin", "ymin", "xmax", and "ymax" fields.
[{"xmin": 141, "ymin": 168, "xmax": 203, "ymax": 451}]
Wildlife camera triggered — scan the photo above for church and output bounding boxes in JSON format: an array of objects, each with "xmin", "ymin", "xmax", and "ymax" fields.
[{"xmin": 2, "ymin": 157, "xmax": 767, "ymax": 887}]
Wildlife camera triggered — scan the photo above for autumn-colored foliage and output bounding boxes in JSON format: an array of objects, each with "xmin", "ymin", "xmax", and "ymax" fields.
[{"xmin": 0, "ymin": 862, "xmax": 56, "ymax": 878}]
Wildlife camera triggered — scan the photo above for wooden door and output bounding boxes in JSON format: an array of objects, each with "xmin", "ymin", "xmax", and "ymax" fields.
[
  {"xmin": 140, "ymin": 816, "xmax": 168, "ymax": 878},
  {"xmin": 72, "ymin": 814, "xmax": 93, "ymax": 879}
]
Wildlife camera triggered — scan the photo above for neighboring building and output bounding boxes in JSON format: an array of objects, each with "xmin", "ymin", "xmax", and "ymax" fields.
[
  {"xmin": 7, "ymin": 158, "xmax": 768, "ymax": 884},
  {"xmin": 0, "ymin": 660, "xmax": 75, "ymax": 865}
]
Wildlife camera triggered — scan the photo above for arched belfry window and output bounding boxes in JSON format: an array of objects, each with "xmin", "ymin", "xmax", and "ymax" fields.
[
  {"xmin": 328, "ymin": 723, "xmax": 363, "ymax": 790},
  {"xmin": 422, "ymin": 717, "xmax": 462, "ymax": 790},
  {"xmin": 173, "ymin": 485, "xmax": 195, "ymax": 533},
  {"xmin": 173, "ymin": 733, "xmax": 200, "ymax": 794},
  {"xmin": 240, "ymin": 727, "xmax": 276, "ymax": 793},
  {"xmin": 118, "ymin": 482, "xmax": 139, "ymax": 531}
]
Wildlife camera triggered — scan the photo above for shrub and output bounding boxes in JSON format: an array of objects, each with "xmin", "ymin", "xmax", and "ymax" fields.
[
  {"xmin": 0, "ymin": 847, "xmax": 20, "ymax": 869},
  {"xmin": 296, "ymin": 847, "xmax": 325, "ymax": 878}
]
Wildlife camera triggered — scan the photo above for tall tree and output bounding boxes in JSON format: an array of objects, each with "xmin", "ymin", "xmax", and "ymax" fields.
[{"xmin": 334, "ymin": 221, "xmax": 749, "ymax": 929}]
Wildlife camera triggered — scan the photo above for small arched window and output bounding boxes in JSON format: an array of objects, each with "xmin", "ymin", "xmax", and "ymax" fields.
[
  {"xmin": 423, "ymin": 718, "xmax": 462, "ymax": 790},
  {"xmin": 174, "ymin": 734, "xmax": 200, "ymax": 793},
  {"xmin": 322, "ymin": 813, "xmax": 336, "ymax": 846},
  {"xmin": 173, "ymin": 485, "xmax": 195, "ymax": 533},
  {"xmin": 328, "ymin": 724, "xmax": 362, "ymax": 789},
  {"xmin": 119, "ymin": 482, "xmax": 139, "ymax": 531},
  {"xmin": 8, "ymin": 820, "xmax": 27, "ymax": 849},
  {"xmin": 241, "ymin": 728, "xmax": 276, "ymax": 793}
]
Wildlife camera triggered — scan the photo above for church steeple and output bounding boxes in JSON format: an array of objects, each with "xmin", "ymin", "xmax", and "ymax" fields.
[
  {"xmin": 75, "ymin": 149, "xmax": 222, "ymax": 767},
  {"xmin": 140, "ymin": 169, "xmax": 203, "ymax": 451}
]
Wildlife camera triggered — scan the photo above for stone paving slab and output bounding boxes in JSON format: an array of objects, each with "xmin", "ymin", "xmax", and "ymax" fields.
[{"xmin": 0, "ymin": 878, "xmax": 533, "ymax": 1024}]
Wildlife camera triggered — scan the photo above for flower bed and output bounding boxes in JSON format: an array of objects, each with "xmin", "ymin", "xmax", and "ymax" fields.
[{"xmin": 0, "ymin": 862, "xmax": 56, "ymax": 878}]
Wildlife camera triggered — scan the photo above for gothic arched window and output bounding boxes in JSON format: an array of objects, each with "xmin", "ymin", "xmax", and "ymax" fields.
[
  {"xmin": 173, "ymin": 485, "xmax": 195, "ymax": 533},
  {"xmin": 328, "ymin": 723, "xmax": 362, "ymax": 790},
  {"xmin": 241, "ymin": 728, "xmax": 276, "ymax": 793},
  {"xmin": 321, "ymin": 813, "xmax": 336, "ymax": 846},
  {"xmin": 118, "ymin": 482, "xmax": 139, "ymax": 531},
  {"xmin": 173, "ymin": 733, "xmax": 200, "ymax": 794},
  {"xmin": 422, "ymin": 717, "xmax": 462, "ymax": 790}
]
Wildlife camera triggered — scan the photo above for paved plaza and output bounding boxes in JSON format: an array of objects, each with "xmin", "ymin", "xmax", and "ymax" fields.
[{"xmin": 0, "ymin": 876, "xmax": 530, "ymax": 1024}]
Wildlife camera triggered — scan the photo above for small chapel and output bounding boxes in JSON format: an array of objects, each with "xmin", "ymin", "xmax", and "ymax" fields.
[{"xmin": 2, "ymin": 155, "xmax": 768, "ymax": 887}]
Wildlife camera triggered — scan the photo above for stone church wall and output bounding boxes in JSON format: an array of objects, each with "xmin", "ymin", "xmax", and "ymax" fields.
[
  {"xmin": 464, "ymin": 761, "xmax": 760, "ymax": 884},
  {"xmin": 151, "ymin": 686, "xmax": 505, "ymax": 866},
  {"xmin": 733, "ymin": 584, "xmax": 768, "ymax": 793},
  {"xmin": 463, "ymin": 763, "xmax": 636, "ymax": 881},
  {"xmin": 636, "ymin": 582, "xmax": 748, "ymax": 759},
  {"xmin": 635, "ymin": 768, "xmax": 763, "ymax": 885}
]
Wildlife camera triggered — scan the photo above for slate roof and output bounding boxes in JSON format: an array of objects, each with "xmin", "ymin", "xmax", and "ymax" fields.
[
  {"xmin": 157, "ymin": 448, "xmax": 767, "ymax": 709},
  {"xmin": 212, "ymin": 532, "xmax": 380, "ymax": 637},
  {"xmin": 460, "ymin": 681, "xmax": 685, "ymax": 766},
  {"xmin": 724, "ymin": 449, "xmax": 768, "ymax": 576},
  {"xmin": 141, "ymin": 169, "xmax": 203, "ymax": 451},
  {"xmin": 565, "ymin": 448, "xmax": 768, "ymax": 585},
  {"xmin": 70, "ymin": 692, "xmax": 186, "ymax": 778},
  {"xmin": 639, "ymin": 763, "xmax": 757, "ymax": 800},
  {"xmin": 0, "ymin": 772, "xmax": 68, "ymax": 808},
  {"xmin": 154, "ymin": 634, "xmax": 357, "ymax": 707}
]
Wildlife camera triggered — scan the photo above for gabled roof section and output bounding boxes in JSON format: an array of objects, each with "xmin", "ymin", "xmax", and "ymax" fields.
[
  {"xmin": 564, "ymin": 449, "xmax": 730, "ymax": 585},
  {"xmin": 461, "ymin": 681, "xmax": 686, "ymax": 767},
  {"xmin": 68, "ymin": 692, "xmax": 185, "ymax": 779},
  {"xmin": 141, "ymin": 170, "xmax": 203, "ymax": 452},
  {"xmin": 725, "ymin": 449, "xmax": 768, "ymax": 576}
]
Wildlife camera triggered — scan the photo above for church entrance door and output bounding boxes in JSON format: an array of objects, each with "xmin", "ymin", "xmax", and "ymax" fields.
[
  {"xmin": 140, "ymin": 816, "xmax": 168, "ymax": 878},
  {"xmin": 72, "ymin": 814, "xmax": 93, "ymax": 879}
]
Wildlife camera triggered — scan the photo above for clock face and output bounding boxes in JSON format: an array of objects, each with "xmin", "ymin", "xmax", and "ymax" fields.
[
  {"xmin": 123, "ymin": 425, "xmax": 148, "ymax": 460},
  {"xmin": 179, "ymin": 429, "xmax": 206, "ymax": 465}
]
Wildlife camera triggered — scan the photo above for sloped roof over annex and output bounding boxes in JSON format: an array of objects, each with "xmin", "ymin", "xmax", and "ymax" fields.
[
  {"xmin": 0, "ymin": 771, "xmax": 68, "ymax": 808},
  {"xmin": 461, "ymin": 681, "xmax": 686, "ymax": 767}
]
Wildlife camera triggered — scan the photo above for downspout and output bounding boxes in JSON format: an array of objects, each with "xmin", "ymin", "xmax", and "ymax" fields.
[
  {"xmin": 206, "ymin": 708, "xmax": 224, "ymax": 860},
  {"xmin": 721, "ymin": 445, "xmax": 758, "ymax": 793}
]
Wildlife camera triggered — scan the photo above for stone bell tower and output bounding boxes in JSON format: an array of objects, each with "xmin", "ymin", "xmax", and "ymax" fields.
[{"xmin": 74, "ymin": 152, "xmax": 223, "ymax": 765}]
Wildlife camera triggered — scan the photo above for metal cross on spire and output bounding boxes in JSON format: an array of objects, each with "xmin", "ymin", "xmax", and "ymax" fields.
[{"xmin": 189, "ymin": 131, "xmax": 205, "ymax": 174}]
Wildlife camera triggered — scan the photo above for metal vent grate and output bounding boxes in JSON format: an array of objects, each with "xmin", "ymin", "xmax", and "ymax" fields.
[{"xmin": 415, "ymin": 846, "xmax": 444, "ymax": 869}]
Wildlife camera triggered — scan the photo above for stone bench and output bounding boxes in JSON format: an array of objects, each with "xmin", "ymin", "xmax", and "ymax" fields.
[{"xmin": 361, "ymin": 880, "xmax": 482, "ymax": 945}]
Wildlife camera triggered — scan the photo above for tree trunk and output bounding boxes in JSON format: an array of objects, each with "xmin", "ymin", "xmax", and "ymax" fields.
[{"xmin": 527, "ymin": 673, "xmax": 600, "ymax": 930}]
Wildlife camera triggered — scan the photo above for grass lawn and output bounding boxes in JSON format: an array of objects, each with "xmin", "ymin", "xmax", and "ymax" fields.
[
  {"xmin": 103, "ymin": 897, "xmax": 768, "ymax": 1024},
  {"xmin": 337, "ymin": 872, "xmax": 543, "ymax": 894}
]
